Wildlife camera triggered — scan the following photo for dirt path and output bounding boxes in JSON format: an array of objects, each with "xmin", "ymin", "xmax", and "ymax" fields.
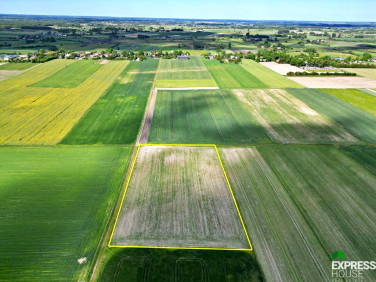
[{"xmin": 139, "ymin": 88, "xmax": 158, "ymax": 144}]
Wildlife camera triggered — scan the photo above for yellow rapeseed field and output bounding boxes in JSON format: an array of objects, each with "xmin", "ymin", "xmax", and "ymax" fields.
[{"xmin": 0, "ymin": 59, "xmax": 129, "ymax": 145}]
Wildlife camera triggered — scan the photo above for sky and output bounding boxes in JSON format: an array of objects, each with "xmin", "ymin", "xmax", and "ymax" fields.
[{"xmin": 1, "ymin": 0, "xmax": 375, "ymax": 22}]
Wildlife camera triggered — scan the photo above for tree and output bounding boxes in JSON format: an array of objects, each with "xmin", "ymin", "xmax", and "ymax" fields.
[
  {"xmin": 228, "ymin": 42, "xmax": 232, "ymax": 49},
  {"xmin": 362, "ymin": 53, "xmax": 372, "ymax": 61}
]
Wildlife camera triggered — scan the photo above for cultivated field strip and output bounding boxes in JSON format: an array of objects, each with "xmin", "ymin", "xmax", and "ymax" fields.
[
  {"xmin": 148, "ymin": 90, "xmax": 271, "ymax": 144},
  {"xmin": 111, "ymin": 146, "xmax": 249, "ymax": 249},
  {"xmin": 233, "ymin": 89, "xmax": 357, "ymax": 144},
  {"xmin": 0, "ymin": 147, "xmax": 132, "ymax": 281},
  {"xmin": 0, "ymin": 70, "xmax": 24, "ymax": 82},
  {"xmin": 0, "ymin": 59, "xmax": 74, "ymax": 93},
  {"xmin": 321, "ymin": 88, "xmax": 376, "ymax": 116},
  {"xmin": 341, "ymin": 68, "xmax": 376, "ymax": 80},
  {"xmin": 258, "ymin": 145, "xmax": 376, "ymax": 281},
  {"xmin": 0, "ymin": 60, "xmax": 128, "ymax": 144},
  {"xmin": 156, "ymin": 57, "xmax": 217, "ymax": 88},
  {"xmin": 202, "ymin": 58, "xmax": 267, "ymax": 89},
  {"xmin": 30, "ymin": 59, "xmax": 102, "ymax": 88},
  {"xmin": 60, "ymin": 59, "xmax": 158, "ymax": 144},
  {"xmin": 288, "ymin": 88, "xmax": 376, "ymax": 143},
  {"xmin": 240, "ymin": 60, "xmax": 304, "ymax": 88},
  {"xmin": 220, "ymin": 147, "xmax": 330, "ymax": 282},
  {"xmin": 340, "ymin": 145, "xmax": 376, "ymax": 175}
]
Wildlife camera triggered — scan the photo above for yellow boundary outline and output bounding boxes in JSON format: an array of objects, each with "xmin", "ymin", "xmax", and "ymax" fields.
[{"xmin": 108, "ymin": 144, "xmax": 253, "ymax": 251}]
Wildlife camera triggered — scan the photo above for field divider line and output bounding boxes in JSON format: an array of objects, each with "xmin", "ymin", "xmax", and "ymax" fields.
[
  {"xmin": 214, "ymin": 145, "xmax": 253, "ymax": 251},
  {"xmin": 137, "ymin": 59, "xmax": 161, "ymax": 144},
  {"xmin": 155, "ymin": 87, "xmax": 219, "ymax": 90},
  {"xmin": 109, "ymin": 245, "xmax": 251, "ymax": 251},
  {"xmin": 108, "ymin": 144, "xmax": 141, "ymax": 246},
  {"xmin": 109, "ymin": 144, "xmax": 253, "ymax": 251}
]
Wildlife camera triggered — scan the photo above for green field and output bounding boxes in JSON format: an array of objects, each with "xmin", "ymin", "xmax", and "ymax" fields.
[
  {"xmin": 257, "ymin": 145, "xmax": 376, "ymax": 281},
  {"xmin": 233, "ymin": 89, "xmax": 357, "ymax": 144},
  {"xmin": 321, "ymin": 88, "xmax": 376, "ymax": 116},
  {"xmin": 340, "ymin": 145, "xmax": 376, "ymax": 175},
  {"xmin": 97, "ymin": 249, "xmax": 262, "ymax": 282},
  {"xmin": 0, "ymin": 62, "xmax": 37, "ymax": 70},
  {"xmin": 156, "ymin": 57, "xmax": 217, "ymax": 88},
  {"xmin": 61, "ymin": 59, "xmax": 158, "ymax": 144},
  {"xmin": 148, "ymin": 90, "xmax": 271, "ymax": 144},
  {"xmin": 202, "ymin": 58, "xmax": 267, "ymax": 89},
  {"xmin": 30, "ymin": 60, "xmax": 102, "ymax": 88},
  {"xmin": 288, "ymin": 88, "xmax": 376, "ymax": 143},
  {"xmin": 240, "ymin": 60, "xmax": 303, "ymax": 88},
  {"xmin": 342, "ymin": 68, "xmax": 376, "ymax": 80},
  {"xmin": 359, "ymin": 88, "xmax": 376, "ymax": 97},
  {"xmin": 220, "ymin": 147, "xmax": 330, "ymax": 281},
  {"xmin": 0, "ymin": 146, "xmax": 132, "ymax": 281}
]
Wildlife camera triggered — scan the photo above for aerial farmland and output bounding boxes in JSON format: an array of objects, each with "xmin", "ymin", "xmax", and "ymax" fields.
[{"xmin": 0, "ymin": 11, "xmax": 376, "ymax": 282}]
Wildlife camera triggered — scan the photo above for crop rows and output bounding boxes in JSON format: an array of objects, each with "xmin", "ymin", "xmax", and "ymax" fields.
[
  {"xmin": 148, "ymin": 90, "xmax": 270, "ymax": 144},
  {"xmin": 288, "ymin": 88, "xmax": 376, "ymax": 143},
  {"xmin": 156, "ymin": 56, "xmax": 217, "ymax": 88},
  {"xmin": 220, "ymin": 146, "xmax": 376, "ymax": 281},
  {"xmin": 240, "ymin": 59, "xmax": 303, "ymax": 88},
  {"xmin": 111, "ymin": 146, "xmax": 249, "ymax": 249},
  {"xmin": 233, "ymin": 89, "xmax": 357, "ymax": 144},
  {"xmin": 0, "ymin": 60, "xmax": 128, "ymax": 144},
  {"xmin": 31, "ymin": 59, "xmax": 102, "ymax": 88},
  {"xmin": 321, "ymin": 88, "xmax": 376, "ymax": 116},
  {"xmin": 0, "ymin": 146, "xmax": 132, "ymax": 281},
  {"xmin": 202, "ymin": 58, "xmax": 267, "ymax": 89},
  {"xmin": 61, "ymin": 59, "xmax": 158, "ymax": 144}
]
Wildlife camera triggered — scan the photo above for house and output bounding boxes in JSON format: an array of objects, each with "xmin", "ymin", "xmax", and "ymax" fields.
[
  {"xmin": 177, "ymin": 55, "xmax": 190, "ymax": 60},
  {"xmin": 1, "ymin": 55, "xmax": 18, "ymax": 61}
]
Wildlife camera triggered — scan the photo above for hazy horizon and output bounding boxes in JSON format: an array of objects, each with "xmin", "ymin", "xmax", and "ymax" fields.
[{"xmin": 0, "ymin": 0, "xmax": 375, "ymax": 22}]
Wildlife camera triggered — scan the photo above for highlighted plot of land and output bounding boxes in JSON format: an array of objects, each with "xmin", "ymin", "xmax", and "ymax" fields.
[
  {"xmin": 156, "ymin": 57, "xmax": 217, "ymax": 88},
  {"xmin": 110, "ymin": 145, "xmax": 251, "ymax": 250}
]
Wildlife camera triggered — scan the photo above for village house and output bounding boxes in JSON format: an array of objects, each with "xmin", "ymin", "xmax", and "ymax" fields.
[{"xmin": 177, "ymin": 55, "xmax": 190, "ymax": 60}]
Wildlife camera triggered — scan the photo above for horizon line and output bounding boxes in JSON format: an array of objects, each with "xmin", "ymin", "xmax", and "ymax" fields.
[{"xmin": 1, "ymin": 13, "xmax": 376, "ymax": 24}]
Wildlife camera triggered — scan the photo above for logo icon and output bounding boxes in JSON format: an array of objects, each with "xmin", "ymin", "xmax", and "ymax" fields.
[{"xmin": 332, "ymin": 251, "xmax": 345, "ymax": 260}]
